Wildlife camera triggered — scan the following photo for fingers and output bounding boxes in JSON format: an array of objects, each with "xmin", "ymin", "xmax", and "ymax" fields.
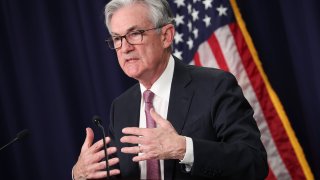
[
  {"xmin": 74, "ymin": 128, "xmax": 119, "ymax": 179},
  {"xmin": 108, "ymin": 157, "xmax": 120, "ymax": 167},
  {"xmin": 90, "ymin": 157, "xmax": 120, "ymax": 171},
  {"xmin": 90, "ymin": 147, "xmax": 117, "ymax": 163},
  {"xmin": 132, "ymin": 154, "xmax": 151, "ymax": 162},
  {"xmin": 120, "ymin": 110, "xmax": 179, "ymax": 162},
  {"xmin": 73, "ymin": 145, "xmax": 119, "ymax": 179},
  {"xmin": 150, "ymin": 108, "xmax": 171, "ymax": 128},
  {"xmin": 81, "ymin": 128, "xmax": 94, "ymax": 152},
  {"xmin": 89, "ymin": 169, "xmax": 121, "ymax": 179},
  {"xmin": 122, "ymin": 127, "xmax": 146, "ymax": 136},
  {"xmin": 89, "ymin": 148, "xmax": 119, "ymax": 168},
  {"xmin": 121, "ymin": 145, "xmax": 140, "ymax": 154},
  {"xmin": 121, "ymin": 146, "xmax": 158, "ymax": 162},
  {"xmin": 131, "ymin": 146, "xmax": 161, "ymax": 162},
  {"xmin": 120, "ymin": 135, "xmax": 144, "ymax": 144},
  {"xmin": 84, "ymin": 159, "xmax": 121, "ymax": 179},
  {"xmin": 81, "ymin": 127, "xmax": 112, "ymax": 154},
  {"xmin": 88, "ymin": 137, "xmax": 111, "ymax": 154}
]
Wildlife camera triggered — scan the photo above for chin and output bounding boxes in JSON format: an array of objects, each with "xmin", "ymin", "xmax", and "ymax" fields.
[{"xmin": 124, "ymin": 71, "xmax": 140, "ymax": 80}]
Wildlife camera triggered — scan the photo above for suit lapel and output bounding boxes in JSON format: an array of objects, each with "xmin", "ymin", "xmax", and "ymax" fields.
[
  {"xmin": 165, "ymin": 58, "xmax": 194, "ymax": 180},
  {"xmin": 124, "ymin": 85, "xmax": 141, "ymax": 128},
  {"xmin": 167, "ymin": 58, "xmax": 193, "ymax": 134}
]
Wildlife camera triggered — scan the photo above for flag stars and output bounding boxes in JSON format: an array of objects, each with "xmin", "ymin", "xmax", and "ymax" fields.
[
  {"xmin": 187, "ymin": 21, "xmax": 192, "ymax": 32},
  {"xmin": 174, "ymin": 31, "xmax": 184, "ymax": 44},
  {"xmin": 216, "ymin": 5, "xmax": 228, "ymax": 16},
  {"xmin": 193, "ymin": 28, "xmax": 199, "ymax": 39},
  {"xmin": 173, "ymin": 49, "xmax": 183, "ymax": 60},
  {"xmin": 203, "ymin": 15, "xmax": 211, "ymax": 27},
  {"xmin": 187, "ymin": 4, "xmax": 192, "ymax": 14},
  {"xmin": 174, "ymin": 0, "xmax": 185, "ymax": 8},
  {"xmin": 187, "ymin": 38, "xmax": 194, "ymax": 50},
  {"xmin": 175, "ymin": 14, "xmax": 185, "ymax": 26},
  {"xmin": 202, "ymin": 0, "xmax": 213, "ymax": 10},
  {"xmin": 191, "ymin": 8, "xmax": 199, "ymax": 21}
]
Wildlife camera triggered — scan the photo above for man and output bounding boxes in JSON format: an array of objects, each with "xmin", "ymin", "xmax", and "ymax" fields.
[{"xmin": 73, "ymin": 0, "xmax": 268, "ymax": 179}]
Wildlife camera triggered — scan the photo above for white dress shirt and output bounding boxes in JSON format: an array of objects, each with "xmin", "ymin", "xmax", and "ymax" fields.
[{"xmin": 139, "ymin": 56, "xmax": 194, "ymax": 180}]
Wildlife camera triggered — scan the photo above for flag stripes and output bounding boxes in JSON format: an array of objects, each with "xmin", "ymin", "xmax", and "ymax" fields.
[
  {"xmin": 208, "ymin": 33, "xmax": 229, "ymax": 71},
  {"xmin": 191, "ymin": 18, "xmax": 318, "ymax": 180},
  {"xmin": 230, "ymin": 0, "xmax": 314, "ymax": 179},
  {"xmin": 228, "ymin": 22, "xmax": 297, "ymax": 179},
  {"xmin": 169, "ymin": 0, "xmax": 314, "ymax": 178},
  {"xmin": 192, "ymin": 22, "xmax": 293, "ymax": 179}
]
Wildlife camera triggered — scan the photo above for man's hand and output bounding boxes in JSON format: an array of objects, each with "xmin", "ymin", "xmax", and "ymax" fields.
[
  {"xmin": 73, "ymin": 128, "xmax": 120, "ymax": 180},
  {"xmin": 121, "ymin": 108, "xmax": 186, "ymax": 162}
]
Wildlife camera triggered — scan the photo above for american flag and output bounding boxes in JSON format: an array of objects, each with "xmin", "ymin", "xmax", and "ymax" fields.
[{"xmin": 168, "ymin": 0, "xmax": 314, "ymax": 179}]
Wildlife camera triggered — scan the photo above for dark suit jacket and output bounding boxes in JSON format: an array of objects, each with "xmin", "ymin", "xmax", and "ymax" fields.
[{"xmin": 108, "ymin": 58, "xmax": 268, "ymax": 180}]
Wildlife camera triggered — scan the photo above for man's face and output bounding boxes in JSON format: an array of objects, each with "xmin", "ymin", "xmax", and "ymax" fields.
[{"xmin": 109, "ymin": 3, "xmax": 170, "ymax": 83}]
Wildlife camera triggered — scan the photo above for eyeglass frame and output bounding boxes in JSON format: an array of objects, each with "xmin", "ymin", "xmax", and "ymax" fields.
[{"xmin": 105, "ymin": 24, "xmax": 168, "ymax": 50}]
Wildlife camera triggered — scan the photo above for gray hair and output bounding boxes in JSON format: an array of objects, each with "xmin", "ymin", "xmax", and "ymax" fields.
[{"xmin": 104, "ymin": 0, "xmax": 174, "ymax": 33}]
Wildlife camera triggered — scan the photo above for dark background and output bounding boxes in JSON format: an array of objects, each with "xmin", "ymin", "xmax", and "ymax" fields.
[{"xmin": 0, "ymin": 0, "xmax": 319, "ymax": 179}]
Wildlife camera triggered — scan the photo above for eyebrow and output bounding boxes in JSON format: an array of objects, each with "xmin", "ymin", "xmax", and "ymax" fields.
[{"xmin": 111, "ymin": 25, "xmax": 140, "ymax": 36}]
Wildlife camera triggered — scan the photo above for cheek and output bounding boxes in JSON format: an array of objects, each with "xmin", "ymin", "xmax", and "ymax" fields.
[
  {"xmin": 141, "ymin": 45, "xmax": 158, "ymax": 60},
  {"xmin": 116, "ymin": 53, "xmax": 125, "ymax": 66}
]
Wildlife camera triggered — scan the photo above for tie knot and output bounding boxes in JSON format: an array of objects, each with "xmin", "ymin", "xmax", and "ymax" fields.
[{"xmin": 143, "ymin": 90, "xmax": 155, "ymax": 103}]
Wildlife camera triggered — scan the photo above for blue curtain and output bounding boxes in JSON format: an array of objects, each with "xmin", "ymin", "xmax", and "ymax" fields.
[
  {"xmin": 0, "ymin": 0, "xmax": 134, "ymax": 179},
  {"xmin": 0, "ymin": 0, "xmax": 319, "ymax": 179}
]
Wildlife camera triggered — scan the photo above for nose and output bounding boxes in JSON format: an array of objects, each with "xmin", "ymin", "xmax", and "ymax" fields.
[{"xmin": 120, "ymin": 37, "xmax": 134, "ymax": 53}]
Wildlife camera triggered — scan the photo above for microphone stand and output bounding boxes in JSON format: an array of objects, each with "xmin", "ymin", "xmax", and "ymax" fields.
[{"xmin": 92, "ymin": 116, "xmax": 110, "ymax": 178}]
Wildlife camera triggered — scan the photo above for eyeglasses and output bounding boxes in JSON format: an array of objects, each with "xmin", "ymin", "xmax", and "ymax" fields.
[{"xmin": 105, "ymin": 26, "xmax": 164, "ymax": 50}]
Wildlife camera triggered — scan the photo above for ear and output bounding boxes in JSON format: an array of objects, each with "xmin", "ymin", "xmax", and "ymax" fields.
[{"xmin": 161, "ymin": 24, "xmax": 175, "ymax": 49}]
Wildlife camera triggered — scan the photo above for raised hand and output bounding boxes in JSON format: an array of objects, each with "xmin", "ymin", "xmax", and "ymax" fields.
[
  {"xmin": 121, "ymin": 108, "xmax": 186, "ymax": 162},
  {"xmin": 72, "ymin": 128, "xmax": 120, "ymax": 180}
]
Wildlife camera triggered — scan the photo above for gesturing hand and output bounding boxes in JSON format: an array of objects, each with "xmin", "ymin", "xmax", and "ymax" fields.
[
  {"xmin": 72, "ymin": 128, "xmax": 120, "ymax": 180},
  {"xmin": 120, "ymin": 108, "xmax": 186, "ymax": 162}
]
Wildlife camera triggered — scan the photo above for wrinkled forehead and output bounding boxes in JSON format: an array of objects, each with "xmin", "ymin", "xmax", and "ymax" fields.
[{"xmin": 109, "ymin": 3, "xmax": 153, "ymax": 35}]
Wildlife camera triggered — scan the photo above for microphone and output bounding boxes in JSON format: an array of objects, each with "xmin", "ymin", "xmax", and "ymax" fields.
[
  {"xmin": 92, "ymin": 116, "xmax": 110, "ymax": 178},
  {"xmin": 0, "ymin": 129, "xmax": 30, "ymax": 151}
]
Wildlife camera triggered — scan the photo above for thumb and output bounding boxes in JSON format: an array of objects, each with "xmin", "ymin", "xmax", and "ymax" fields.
[
  {"xmin": 150, "ymin": 108, "xmax": 170, "ymax": 128},
  {"xmin": 81, "ymin": 127, "xmax": 94, "ymax": 152}
]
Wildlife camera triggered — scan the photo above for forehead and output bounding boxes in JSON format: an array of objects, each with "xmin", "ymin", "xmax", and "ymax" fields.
[{"xmin": 109, "ymin": 3, "xmax": 153, "ymax": 35}]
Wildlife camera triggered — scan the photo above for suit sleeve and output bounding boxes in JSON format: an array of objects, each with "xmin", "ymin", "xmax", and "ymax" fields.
[
  {"xmin": 108, "ymin": 100, "xmax": 121, "ymax": 172},
  {"xmin": 189, "ymin": 72, "xmax": 268, "ymax": 179}
]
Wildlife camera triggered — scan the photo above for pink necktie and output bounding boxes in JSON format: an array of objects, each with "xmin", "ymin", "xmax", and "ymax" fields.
[{"xmin": 143, "ymin": 90, "xmax": 160, "ymax": 180}]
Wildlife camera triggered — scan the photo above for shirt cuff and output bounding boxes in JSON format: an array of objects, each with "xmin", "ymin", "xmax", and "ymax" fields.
[{"xmin": 179, "ymin": 136, "xmax": 194, "ymax": 172}]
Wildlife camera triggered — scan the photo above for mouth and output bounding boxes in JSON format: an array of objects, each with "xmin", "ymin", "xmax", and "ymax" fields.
[{"xmin": 125, "ymin": 58, "xmax": 139, "ymax": 63}]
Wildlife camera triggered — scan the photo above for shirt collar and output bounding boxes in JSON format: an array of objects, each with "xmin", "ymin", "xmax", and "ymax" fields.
[{"xmin": 140, "ymin": 55, "xmax": 175, "ymax": 102}]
